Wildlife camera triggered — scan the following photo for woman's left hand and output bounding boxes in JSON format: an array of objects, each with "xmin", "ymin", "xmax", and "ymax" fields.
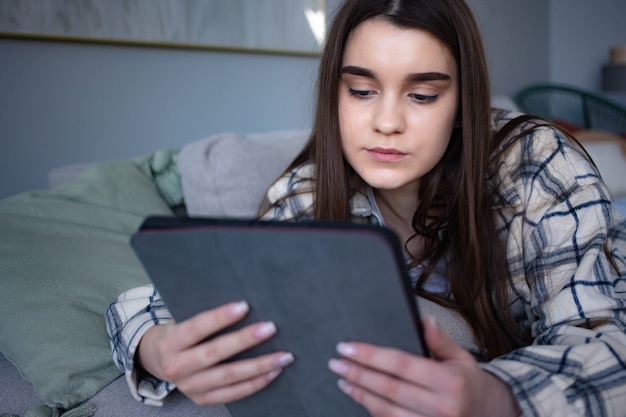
[{"xmin": 327, "ymin": 316, "xmax": 520, "ymax": 417}]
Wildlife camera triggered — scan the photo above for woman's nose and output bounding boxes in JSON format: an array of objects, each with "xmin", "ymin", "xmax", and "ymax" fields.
[{"xmin": 372, "ymin": 97, "xmax": 406, "ymax": 135}]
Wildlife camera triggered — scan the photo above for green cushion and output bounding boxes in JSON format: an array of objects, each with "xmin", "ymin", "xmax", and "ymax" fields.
[{"xmin": 0, "ymin": 157, "xmax": 176, "ymax": 409}]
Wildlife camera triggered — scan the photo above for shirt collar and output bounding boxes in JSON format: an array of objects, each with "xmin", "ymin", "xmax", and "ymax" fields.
[{"xmin": 348, "ymin": 185, "xmax": 384, "ymax": 226}]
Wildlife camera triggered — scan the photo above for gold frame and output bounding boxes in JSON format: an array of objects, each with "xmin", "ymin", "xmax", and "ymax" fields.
[{"xmin": 0, "ymin": 0, "xmax": 325, "ymax": 57}]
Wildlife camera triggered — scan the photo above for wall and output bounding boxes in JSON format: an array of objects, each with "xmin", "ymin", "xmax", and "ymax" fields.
[
  {"xmin": 467, "ymin": 0, "xmax": 549, "ymax": 97},
  {"xmin": 0, "ymin": 0, "xmax": 621, "ymax": 198},
  {"xmin": 550, "ymin": 0, "xmax": 626, "ymax": 92},
  {"xmin": 0, "ymin": 38, "xmax": 319, "ymax": 198}
]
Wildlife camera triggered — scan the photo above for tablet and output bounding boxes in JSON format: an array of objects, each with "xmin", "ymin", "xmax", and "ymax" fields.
[{"xmin": 131, "ymin": 216, "xmax": 428, "ymax": 417}]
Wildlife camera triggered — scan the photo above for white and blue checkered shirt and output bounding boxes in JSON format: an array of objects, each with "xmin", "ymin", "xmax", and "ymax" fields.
[{"xmin": 106, "ymin": 110, "xmax": 626, "ymax": 415}]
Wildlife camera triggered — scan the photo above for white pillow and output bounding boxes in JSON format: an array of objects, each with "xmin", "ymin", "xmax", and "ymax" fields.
[
  {"xmin": 578, "ymin": 140, "xmax": 626, "ymax": 198},
  {"xmin": 178, "ymin": 130, "xmax": 310, "ymax": 218}
]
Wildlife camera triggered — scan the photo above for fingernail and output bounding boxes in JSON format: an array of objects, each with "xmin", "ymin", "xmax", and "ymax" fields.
[
  {"xmin": 254, "ymin": 321, "xmax": 277, "ymax": 339},
  {"xmin": 266, "ymin": 368, "xmax": 282, "ymax": 381},
  {"xmin": 328, "ymin": 358, "xmax": 348, "ymax": 375},
  {"xmin": 336, "ymin": 342, "xmax": 357, "ymax": 357},
  {"xmin": 228, "ymin": 301, "xmax": 249, "ymax": 317},
  {"xmin": 273, "ymin": 352, "xmax": 295, "ymax": 367},
  {"xmin": 337, "ymin": 378, "xmax": 353, "ymax": 394}
]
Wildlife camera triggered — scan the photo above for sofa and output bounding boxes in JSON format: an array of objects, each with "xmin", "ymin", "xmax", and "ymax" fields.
[
  {"xmin": 0, "ymin": 129, "xmax": 311, "ymax": 417},
  {"xmin": 2, "ymin": 117, "xmax": 626, "ymax": 417}
]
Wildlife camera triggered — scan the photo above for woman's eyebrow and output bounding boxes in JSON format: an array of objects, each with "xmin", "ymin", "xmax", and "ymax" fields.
[
  {"xmin": 340, "ymin": 65, "xmax": 450, "ymax": 83},
  {"xmin": 405, "ymin": 72, "xmax": 451, "ymax": 82},
  {"xmin": 340, "ymin": 65, "xmax": 375, "ymax": 78}
]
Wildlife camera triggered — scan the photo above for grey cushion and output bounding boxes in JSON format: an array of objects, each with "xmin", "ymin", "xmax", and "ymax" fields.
[
  {"xmin": 179, "ymin": 130, "xmax": 309, "ymax": 218},
  {"xmin": 89, "ymin": 377, "xmax": 231, "ymax": 417},
  {"xmin": 0, "ymin": 353, "xmax": 231, "ymax": 417},
  {"xmin": 0, "ymin": 353, "xmax": 41, "ymax": 416}
]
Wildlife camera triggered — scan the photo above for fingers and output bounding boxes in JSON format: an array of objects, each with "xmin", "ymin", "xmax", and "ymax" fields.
[
  {"xmin": 152, "ymin": 301, "xmax": 297, "ymax": 406},
  {"xmin": 179, "ymin": 351, "xmax": 295, "ymax": 405},
  {"xmin": 193, "ymin": 369, "xmax": 283, "ymax": 405},
  {"xmin": 329, "ymin": 357, "xmax": 438, "ymax": 413},
  {"xmin": 165, "ymin": 301, "xmax": 251, "ymax": 351},
  {"xmin": 334, "ymin": 379, "xmax": 422, "ymax": 417},
  {"xmin": 332, "ymin": 341, "xmax": 432, "ymax": 384},
  {"xmin": 331, "ymin": 316, "xmax": 472, "ymax": 381},
  {"xmin": 161, "ymin": 320, "xmax": 279, "ymax": 381},
  {"xmin": 327, "ymin": 319, "xmax": 480, "ymax": 416}
]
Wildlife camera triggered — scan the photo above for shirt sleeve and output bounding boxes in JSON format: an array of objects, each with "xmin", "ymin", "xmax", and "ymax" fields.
[
  {"xmin": 260, "ymin": 163, "xmax": 315, "ymax": 221},
  {"xmin": 105, "ymin": 284, "xmax": 176, "ymax": 406},
  {"xmin": 482, "ymin": 124, "xmax": 626, "ymax": 417}
]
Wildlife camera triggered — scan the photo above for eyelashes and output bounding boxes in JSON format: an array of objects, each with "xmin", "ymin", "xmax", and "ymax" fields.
[
  {"xmin": 348, "ymin": 88, "xmax": 372, "ymax": 98},
  {"xmin": 410, "ymin": 93, "xmax": 438, "ymax": 103},
  {"xmin": 348, "ymin": 88, "xmax": 438, "ymax": 103}
]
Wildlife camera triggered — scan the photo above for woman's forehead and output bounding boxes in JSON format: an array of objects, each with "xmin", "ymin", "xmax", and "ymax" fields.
[{"xmin": 342, "ymin": 19, "xmax": 457, "ymax": 80}]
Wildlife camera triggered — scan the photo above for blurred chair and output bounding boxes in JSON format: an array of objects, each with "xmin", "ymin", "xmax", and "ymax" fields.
[{"xmin": 513, "ymin": 83, "xmax": 626, "ymax": 136}]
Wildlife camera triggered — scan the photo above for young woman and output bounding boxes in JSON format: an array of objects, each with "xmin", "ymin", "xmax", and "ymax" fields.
[{"xmin": 106, "ymin": 0, "xmax": 626, "ymax": 415}]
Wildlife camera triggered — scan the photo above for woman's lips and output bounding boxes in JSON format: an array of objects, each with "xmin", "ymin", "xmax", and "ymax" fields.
[{"xmin": 366, "ymin": 147, "xmax": 407, "ymax": 162}]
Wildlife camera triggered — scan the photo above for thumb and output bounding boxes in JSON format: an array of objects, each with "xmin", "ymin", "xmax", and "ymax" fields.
[{"xmin": 423, "ymin": 315, "xmax": 471, "ymax": 362}]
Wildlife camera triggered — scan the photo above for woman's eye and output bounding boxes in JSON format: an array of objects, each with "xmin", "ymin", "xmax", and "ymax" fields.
[
  {"xmin": 348, "ymin": 88, "xmax": 373, "ymax": 98},
  {"xmin": 411, "ymin": 93, "xmax": 438, "ymax": 103}
]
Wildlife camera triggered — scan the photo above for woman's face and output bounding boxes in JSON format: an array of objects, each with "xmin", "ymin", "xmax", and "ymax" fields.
[{"xmin": 338, "ymin": 18, "xmax": 459, "ymax": 196}]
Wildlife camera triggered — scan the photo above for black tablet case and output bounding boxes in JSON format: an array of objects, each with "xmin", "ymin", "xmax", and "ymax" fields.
[{"xmin": 131, "ymin": 216, "xmax": 427, "ymax": 417}]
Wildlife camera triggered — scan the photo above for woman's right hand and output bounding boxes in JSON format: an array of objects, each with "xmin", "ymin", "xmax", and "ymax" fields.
[{"xmin": 136, "ymin": 301, "xmax": 294, "ymax": 405}]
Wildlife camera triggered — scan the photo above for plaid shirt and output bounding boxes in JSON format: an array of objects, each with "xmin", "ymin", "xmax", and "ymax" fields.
[{"xmin": 106, "ymin": 110, "xmax": 626, "ymax": 415}]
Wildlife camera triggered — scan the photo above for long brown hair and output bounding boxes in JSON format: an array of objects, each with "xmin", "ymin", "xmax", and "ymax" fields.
[{"xmin": 266, "ymin": 0, "xmax": 527, "ymax": 359}]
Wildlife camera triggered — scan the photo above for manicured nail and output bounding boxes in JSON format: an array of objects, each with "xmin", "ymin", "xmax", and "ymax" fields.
[
  {"xmin": 266, "ymin": 368, "xmax": 282, "ymax": 381},
  {"xmin": 228, "ymin": 301, "xmax": 249, "ymax": 317},
  {"xmin": 273, "ymin": 352, "xmax": 295, "ymax": 367},
  {"xmin": 254, "ymin": 321, "xmax": 277, "ymax": 339},
  {"xmin": 328, "ymin": 358, "xmax": 348, "ymax": 375},
  {"xmin": 337, "ymin": 378, "xmax": 353, "ymax": 394},
  {"xmin": 336, "ymin": 342, "xmax": 357, "ymax": 357}
]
